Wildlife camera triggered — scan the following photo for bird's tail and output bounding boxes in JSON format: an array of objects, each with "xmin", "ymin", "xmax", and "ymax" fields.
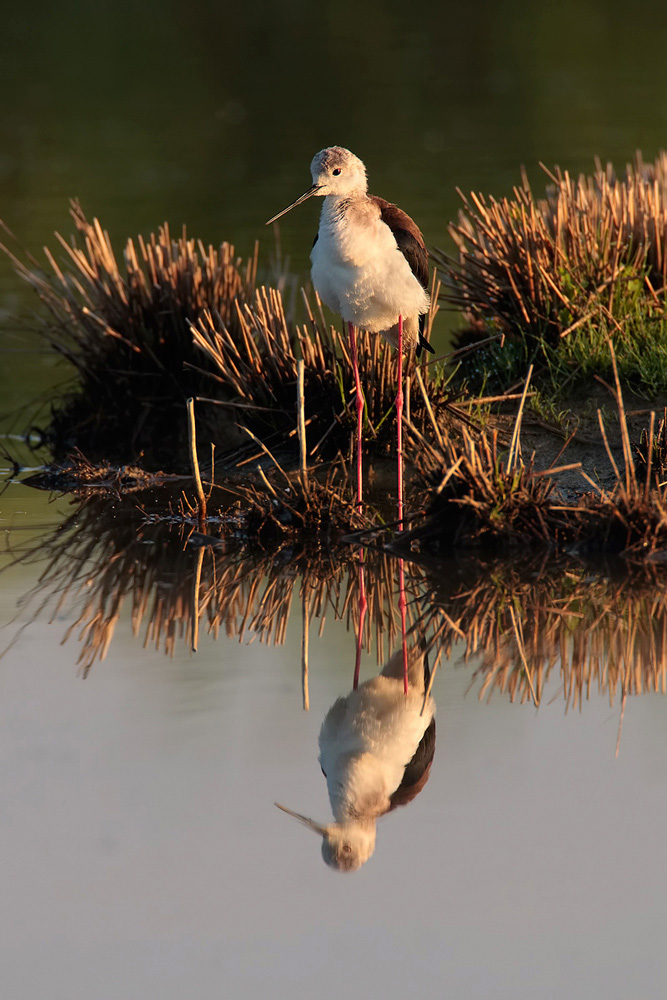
[
  {"xmin": 415, "ymin": 313, "xmax": 434, "ymax": 358},
  {"xmin": 381, "ymin": 646, "xmax": 427, "ymax": 691}
]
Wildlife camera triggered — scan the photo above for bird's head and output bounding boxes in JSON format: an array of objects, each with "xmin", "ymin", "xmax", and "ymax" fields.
[
  {"xmin": 275, "ymin": 803, "xmax": 377, "ymax": 872},
  {"xmin": 266, "ymin": 147, "xmax": 367, "ymax": 225},
  {"xmin": 309, "ymin": 147, "xmax": 368, "ymax": 197}
]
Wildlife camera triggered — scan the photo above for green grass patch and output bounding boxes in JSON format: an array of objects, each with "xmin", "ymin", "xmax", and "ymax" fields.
[
  {"xmin": 437, "ymin": 151, "xmax": 667, "ymax": 406},
  {"xmin": 453, "ymin": 274, "xmax": 667, "ymax": 402}
]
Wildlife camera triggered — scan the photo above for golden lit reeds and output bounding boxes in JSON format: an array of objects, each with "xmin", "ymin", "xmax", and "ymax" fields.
[
  {"xmin": 224, "ymin": 466, "xmax": 372, "ymax": 549},
  {"xmin": 635, "ymin": 408, "xmax": 667, "ymax": 487},
  {"xmin": 2, "ymin": 202, "xmax": 452, "ymax": 473},
  {"xmin": 436, "ymin": 151, "xmax": 667, "ymax": 341},
  {"xmin": 189, "ymin": 284, "xmax": 453, "ymax": 468},
  {"xmin": 404, "ymin": 344, "xmax": 667, "ymax": 558},
  {"xmin": 405, "ymin": 413, "xmax": 667, "ymax": 557},
  {"xmin": 2, "ymin": 201, "xmax": 259, "ymax": 468},
  {"xmin": 402, "ymin": 394, "xmax": 572, "ymax": 552}
]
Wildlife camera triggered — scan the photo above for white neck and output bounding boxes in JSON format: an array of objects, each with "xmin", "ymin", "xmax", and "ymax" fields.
[{"xmin": 329, "ymin": 753, "xmax": 390, "ymax": 822}]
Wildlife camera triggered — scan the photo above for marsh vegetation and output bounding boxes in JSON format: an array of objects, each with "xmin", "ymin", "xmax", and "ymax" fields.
[{"xmin": 3, "ymin": 151, "xmax": 667, "ymax": 565}]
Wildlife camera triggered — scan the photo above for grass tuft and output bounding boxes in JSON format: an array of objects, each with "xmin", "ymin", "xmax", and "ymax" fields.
[
  {"xmin": 436, "ymin": 151, "xmax": 667, "ymax": 398},
  {"xmin": 2, "ymin": 203, "xmax": 453, "ymax": 473},
  {"xmin": 402, "ymin": 356, "xmax": 667, "ymax": 559},
  {"xmin": 401, "ymin": 420, "xmax": 559, "ymax": 552}
]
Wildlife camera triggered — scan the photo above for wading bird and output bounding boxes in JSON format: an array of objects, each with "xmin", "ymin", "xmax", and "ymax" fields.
[
  {"xmin": 266, "ymin": 146, "xmax": 433, "ymax": 519},
  {"xmin": 275, "ymin": 646, "xmax": 436, "ymax": 872}
]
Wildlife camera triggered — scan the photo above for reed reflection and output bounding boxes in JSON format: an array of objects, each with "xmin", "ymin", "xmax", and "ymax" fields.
[
  {"xmin": 418, "ymin": 554, "xmax": 667, "ymax": 753},
  {"xmin": 277, "ymin": 643, "xmax": 435, "ymax": 872},
  {"xmin": 6, "ymin": 491, "xmax": 667, "ymax": 746},
  {"xmin": 5, "ymin": 493, "xmax": 414, "ymax": 671}
]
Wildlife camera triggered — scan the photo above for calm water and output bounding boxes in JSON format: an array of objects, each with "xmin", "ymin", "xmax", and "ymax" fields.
[
  {"xmin": 2, "ymin": 485, "xmax": 667, "ymax": 1000},
  {"xmin": 2, "ymin": 1, "xmax": 667, "ymax": 996}
]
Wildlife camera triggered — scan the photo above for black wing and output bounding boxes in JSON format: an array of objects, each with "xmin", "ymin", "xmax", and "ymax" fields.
[
  {"xmin": 391, "ymin": 226, "xmax": 429, "ymax": 291},
  {"xmin": 391, "ymin": 227, "xmax": 434, "ymax": 357},
  {"xmin": 388, "ymin": 717, "xmax": 436, "ymax": 811}
]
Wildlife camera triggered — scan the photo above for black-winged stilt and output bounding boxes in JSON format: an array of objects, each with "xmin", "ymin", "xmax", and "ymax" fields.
[
  {"xmin": 275, "ymin": 646, "xmax": 436, "ymax": 871},
  {"xmin": 266, "ymin": 146, "xmax": 432, "ymax": 520}
]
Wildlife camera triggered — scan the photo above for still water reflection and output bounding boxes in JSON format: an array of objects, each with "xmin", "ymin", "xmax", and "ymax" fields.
[
  {"xmin": 276, "ymin": 645, "xmax": 436, "ymax": 871},
  {"xmin": 7, "ymin": 487, "xmax": 667, "ymax": 720},
  {"xmin": 2, "ymin": 480, "xmax": 667, "ymax": 996}
]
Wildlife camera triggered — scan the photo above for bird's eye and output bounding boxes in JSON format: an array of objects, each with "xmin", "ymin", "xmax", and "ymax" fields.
[{"xmin": 332, "ymin": 168, "xmax": 341, "ymax": 176}]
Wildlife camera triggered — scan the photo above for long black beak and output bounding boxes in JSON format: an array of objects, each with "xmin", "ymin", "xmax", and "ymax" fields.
[{"xmin": 266, "ymin": 185, "xmax": 321, "ymax": 225}]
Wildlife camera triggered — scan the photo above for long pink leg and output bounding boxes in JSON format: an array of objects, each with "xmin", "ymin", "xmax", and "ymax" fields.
[
  {"xmin": 397, "ymin": 315, "xmax": 404, "ymax": 526},
  {"xmin": 353, "ymin": 556, "xmax": 367, "ymax": 691},
  {"xmin": 396, "ymin": 316, "xmax": 409, "ymax": 692},
  {"xmin": 348, "ymin": 322, "xmax": 363, "ymax": 509},
  {"xmin": 349, "ymin": 322, "xmax": 366, "ymax": 689}
]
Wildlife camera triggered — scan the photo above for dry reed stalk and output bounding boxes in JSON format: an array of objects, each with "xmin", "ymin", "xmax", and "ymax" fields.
[
  {"xmin": 186, "ymin": 397, "xmax": 207, "ymax": 525},
  {"xmin": 635, "ymin": 408, "xmax": 667, "ymax": 487},
  {"xmin": 191, "ymin": 545, "xmax": 204, "ymax": 652},
  {"xmin": 436, "ymin": 151, "xmax": 667, "ymax": 340},
  {"xmin": 301, "ymin": 588, "xmax": 311, "ymax": 711},
  {"xmin": 3, "ymin": 202, "xmax": 456, "ymax": 472},
  {"xmin": 507, "ymin": 364, "xmax": 533, "ymax": 472},
  {"xmin": 297, "ymin": 359, "xmax": 307, "ymax": 476}
]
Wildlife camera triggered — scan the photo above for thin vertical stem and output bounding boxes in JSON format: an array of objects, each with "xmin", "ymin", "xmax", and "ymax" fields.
[
  {"xmin": 616, "ymin": 688, "xmax": 627, "ymax": 758},
  {"xmin": 297, "ymin": 359, "xmax": 307, "ymax": 478},
  {"xmin": 191, "ymin": 546, "xmax": 204, "ymax": 653},
  {"xmin": 301, "ymin": 589, "xmax": 310, "ymax": 711},
  {"xmin": 186, "ymin": 397, "xmax": 207, "ymax": 528}
]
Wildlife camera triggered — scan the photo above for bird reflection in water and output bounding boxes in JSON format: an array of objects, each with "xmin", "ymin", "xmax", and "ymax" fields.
[{"xmin": 276, "ymin": 646, "xmax": 436, "ymax": 871}]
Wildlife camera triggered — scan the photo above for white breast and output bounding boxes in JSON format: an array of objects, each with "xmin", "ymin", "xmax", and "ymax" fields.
[
  {"xmin": 318, "ymin": 676, "xmax": 435, "ymax": 820},
  {"xmin": 310, "ymin": 196, "xmax": 430, "ymax": 335}
]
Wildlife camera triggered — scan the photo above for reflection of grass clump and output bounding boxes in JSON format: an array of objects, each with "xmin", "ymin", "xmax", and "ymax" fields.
[
  {"xmin": 436, "ymin": 151, "xmax": 667, "ymax": 398},
  {"xmin": 419, "ymin": 555, "xmax": 667, "ymax": 718},
  {"xmin": 5, "ymin": 494, "xmax": 416, "ymax": 672}
]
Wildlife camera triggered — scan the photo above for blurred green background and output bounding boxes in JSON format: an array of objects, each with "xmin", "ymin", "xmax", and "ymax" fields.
[{"xmin": 2, "ymin": 0, "xmax": 667, "ymax": 419}]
